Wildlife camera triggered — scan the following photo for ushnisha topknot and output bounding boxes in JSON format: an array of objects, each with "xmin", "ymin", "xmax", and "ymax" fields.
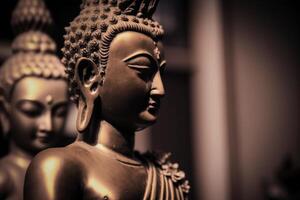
[
  {"xmin": 62, "ymin": 0, "xmax": 164, "ymax": 103},
  {"xmin": 11, "ymin": 0, "xmax": 56, "ymax": 54},
  {"xmin": 11, "ymin": 0, "xmax": 53, "ymax": 35},
  {"xmin": 0, "ymin": 0, "xmax": 66, "ymax": 100},
  {"xmin": 81, "ymin": 0, "xmax": 160, "ymax": 18}
]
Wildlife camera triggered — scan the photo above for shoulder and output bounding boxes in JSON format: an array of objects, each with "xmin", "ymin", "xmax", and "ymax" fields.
[
  {"xmin": 25, "ymin": 148, "xmax": 67, "ymax": 186},
  {"xmin": 138, "ymin": 151, "xmax": 172, "ymax": 166},
  {"xmin": 24, "ymin": 147, "xmax": 84, "ymax": 200},
  {"xmin": 27, "ymin": 142, "xmax": 95, "ymax": 173},
  {"xmin": 29, "ymin": 147, "xmax": 69, "ymax": 168},
  {"xmin": 24, "ymin": 145, "xmax": 86, "ymax": 199},
  {"xmin": 26, "ymin": 146, "xmax": 82, "ymax": 179},
  {"xmin": 0, "ymin": 159, "xmax": 13, "ymax": 197}
]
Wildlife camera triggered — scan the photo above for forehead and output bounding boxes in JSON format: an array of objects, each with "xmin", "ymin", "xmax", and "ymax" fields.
[
  {"xmin": 109, "ymin": 31, "xmax": 164, "ymax": 57},
  {"xmin": 12, "ymin": 77, "xmax": 68, "ymax": 101}
]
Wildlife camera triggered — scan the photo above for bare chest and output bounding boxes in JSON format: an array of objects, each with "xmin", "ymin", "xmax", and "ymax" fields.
[
  {"xmin": 82, "ymin": 161, "xmax": 147, "ymax": 200},
  {"xmin": 75, "ymin": 149, "xmax": 148, "ymax": 200}
]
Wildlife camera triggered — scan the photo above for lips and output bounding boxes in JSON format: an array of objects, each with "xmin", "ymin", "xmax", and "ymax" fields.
[{"xmin": 148, "ymin": 100, "xmax": 160, "ymax": 115}]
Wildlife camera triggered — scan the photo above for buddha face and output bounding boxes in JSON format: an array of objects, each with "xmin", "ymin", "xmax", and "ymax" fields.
[
  {"xmin": 100, "ymin": 31, "xmax": 166, "ymax": 131},
  {"xmin": 8, "ymin": 77, "xmax": 69, "ymax": 154}
]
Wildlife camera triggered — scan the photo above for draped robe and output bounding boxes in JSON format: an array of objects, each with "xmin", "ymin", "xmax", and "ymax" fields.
[{"xmin": 140, "ymin": 152, "xmax": 190, "ymax": 200}]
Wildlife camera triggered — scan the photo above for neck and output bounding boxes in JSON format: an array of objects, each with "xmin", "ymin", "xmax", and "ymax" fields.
[
  {"xmin": 9, "ymin": 141, "xmax": 32, "ymax": 169},
  {"xmin": 92, "ymin": 120, "xmax": 135, "ymax": 157}
]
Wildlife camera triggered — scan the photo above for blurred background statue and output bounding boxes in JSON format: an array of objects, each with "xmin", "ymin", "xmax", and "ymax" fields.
[
  {"xmin": 0, "ymin": 64, "xmax": 10, "ymax": 159},
  {"xmin": 24, "ymin": 0, "xmax": 190, "ymax": 199},
  {"xmin": 0, "ymin": 0, "xmax": 75, "ymax": 199},
  {"xmin": 0, "ymin": 99, "xmax": 9, "ymax": 158}
]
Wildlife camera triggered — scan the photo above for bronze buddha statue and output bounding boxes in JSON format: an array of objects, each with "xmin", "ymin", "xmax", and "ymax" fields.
[
  {"xmin": 24, "ymin": 0, "xmax": 190, "ymax": 199},
  {"xmin": 0, "ymin": 0, "xmax": 72, "ymax": 199},
  {"xmin": 0, "ymin": 105, "xmax": 9, "ymax": 158}
]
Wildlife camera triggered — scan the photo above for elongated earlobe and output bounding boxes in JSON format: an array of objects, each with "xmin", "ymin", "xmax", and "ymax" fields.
[
  {"xmin": 74, "ymin": 57, "xmax": 101, "ymax": 133},
  {"xmin": 76, "ymin": 97, "xmax": 92, "ymax": 132}
]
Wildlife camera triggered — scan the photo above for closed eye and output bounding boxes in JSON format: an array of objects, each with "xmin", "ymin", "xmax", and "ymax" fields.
[
  {"xmin": 16, "ymin": 100, "xmax": 44, "ymax": 117},
  {"xmin": 160, "ymin": 61, "xmax": 167, "ymax": 76},
  {"xmin": 123, "ymin": 51, "xmax": 156, "ymax": 64},
  {"xmin": 128, "ymin": 64, "xmax": 151, "ymax": 70},
  {"xmin": 128, "ymin": 64, "xmax": 154, "ymax": 81},
  {"xmin": 124, "ymin": 52, "xmax": 158, "ymax": 81},
  {"xmin": 52, "ymin": 102, "xmax": 69, "ymax": 118}
]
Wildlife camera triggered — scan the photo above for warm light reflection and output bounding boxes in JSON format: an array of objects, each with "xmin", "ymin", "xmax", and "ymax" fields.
[
  {"xmin": 192, "ymin": 0, "xmax": 230, "ymax": 200},
  {"xmin": 41, "ymin": 157, "xmax": 61, "ymax": 199},
  {"xmin": 14, "ymin": 156, "xmax": 30, "ymax": 169},
  {"xmin": 87, "ymin": 177, "xmax": 111, "ymax": 198}
]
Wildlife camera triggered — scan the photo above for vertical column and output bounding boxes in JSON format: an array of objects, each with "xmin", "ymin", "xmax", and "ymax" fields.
[{"xmin": 191, "ymin": 0, "xmax": 230, "ymax": 200}]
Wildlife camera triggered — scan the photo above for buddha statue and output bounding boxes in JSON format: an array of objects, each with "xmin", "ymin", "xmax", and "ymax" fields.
[
  {"xmin": 0, "ymin": 105, "xmax": 9, "ymax": 158},
  {"xmin": 0, "ymin": 0, "xmax": 73, "ymax": 199},
  {"xmin": 0, "ymin": 120, "xmax": 9, "ymax": 158},
  {"xmin": 0, "ymin": 115, "xmax": 8, "ymax": 158},
  {"xmin": 24, "ymin": 0, "xmax": 190, "ymax": 199}
]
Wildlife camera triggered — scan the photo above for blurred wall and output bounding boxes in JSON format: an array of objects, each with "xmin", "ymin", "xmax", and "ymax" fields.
[
  {"xmin": 191, "ymin": 0, "xmax": 300, "ymax": 200},
  {"xmin": 223, "ymin": 1, "xmax": 300, "ymax": 200}
]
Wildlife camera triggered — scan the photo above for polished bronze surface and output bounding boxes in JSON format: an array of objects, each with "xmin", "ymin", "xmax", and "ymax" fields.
[
  {"xmin": 25, "ymin": 0, "xmax": 190, "ymax": 199},
  {"xmin": 0, "ymin": 0, "xmax": 72, "ymax": 199}
]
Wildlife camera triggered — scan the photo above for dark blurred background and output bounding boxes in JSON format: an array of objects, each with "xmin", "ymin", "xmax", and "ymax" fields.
[{"xmin": 1, "ymin": 0, "xmax": 300, "ymax": 200}]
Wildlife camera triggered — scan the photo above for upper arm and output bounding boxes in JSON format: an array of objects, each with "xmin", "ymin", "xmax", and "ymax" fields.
[{"xmin": 24, "ymin": 150, "xmax": 83, "ymax": 200}]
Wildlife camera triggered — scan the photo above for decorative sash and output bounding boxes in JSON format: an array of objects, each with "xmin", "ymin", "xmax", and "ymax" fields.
[{"xmin": 142, "ymin": 153, "xmax": 190, "ymax": 200}]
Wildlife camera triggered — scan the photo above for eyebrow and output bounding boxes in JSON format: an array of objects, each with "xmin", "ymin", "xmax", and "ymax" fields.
[
  {"xmin": 123, "ymin": 51, "xmax": 167, "ymax": 70},
  {"xmin": 122, "ymin": 51, "xmax": 157, "ymax": 64},
  {"xmin": 160, "ymin": 60, "xmax": 167, "ymax": 68}
]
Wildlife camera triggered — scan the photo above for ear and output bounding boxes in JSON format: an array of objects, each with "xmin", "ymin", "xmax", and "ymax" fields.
[
  {"xmin": 75, "ymin": 57, "xmax": 101, "ymax": 133},
  {"xmin": 0, "ymin": 95, "xmax": 10, "ymax": 136}
]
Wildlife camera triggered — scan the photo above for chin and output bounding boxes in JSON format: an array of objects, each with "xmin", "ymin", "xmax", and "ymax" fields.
[
  {"xmin": 31, "ymin": 140, "xmax": 53, "ymax": 153},
  {"xmin": 135, "ymin": 111, "xmax": 159, "ymax": 131}
]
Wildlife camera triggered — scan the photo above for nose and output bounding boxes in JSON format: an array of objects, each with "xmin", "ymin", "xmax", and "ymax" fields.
[
  {"xmin": 150, "ymin": 71, "xmax": 165, "ymax": 97},
  {"xmin": 39, "ymin": 111, "xmax": 53, "ymax": 133}
]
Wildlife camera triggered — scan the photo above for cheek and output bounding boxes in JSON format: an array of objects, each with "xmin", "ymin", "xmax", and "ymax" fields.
[
  {"xmin": 52, "ymin": 117, "xmax": 66, "ymax": 131},
  {"xmin": 105, "ymin": 67, "xmax": 149, "ymax": 100},
  {"xmin": 105, "ymin": 78, "xmax": 149, "ymax": 109},
  {"xmin": 10, "ymin": 110, "xmax": 37, "ymax": 134},
  {"xmin": 102, "ymin": 61, "xmax": 152, "ymax": 121},
  {"xmin": 123, "ymin": 77, "xmax": 149, "ymax": 96}
]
